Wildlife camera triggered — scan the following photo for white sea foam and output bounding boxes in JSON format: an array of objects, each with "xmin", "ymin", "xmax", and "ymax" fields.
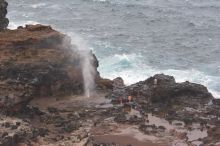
[
  {"xmin": 8, "ymin": 21, "xmax": 40, "ymax": 30},
  {"xmin": 30, "ymin": 2, "xmax": 60, "ymax": 9},
  {"xmin": 48, "ymin": 4, "xmax": 61, "ymax": 10},
  {"xmin": 93, "ymin": 0, "xmax": 107, "ymax": 2},
  {"xmin": 210, "ymin": 90, "xmax": 220, "ymax": 99},
  {"xmin": 98, "ymin": 53, "xmax": 220, "ymax": 98},
  {"xmin": 30, "ymin": 3, "xmax": 46, "ymax": 9},
  {"xmin": 67, "ymin": 33, "xmax": 96, "ymax": 97}
]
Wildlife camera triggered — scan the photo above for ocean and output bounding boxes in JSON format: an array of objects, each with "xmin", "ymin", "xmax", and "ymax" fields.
[{"xmin": 7, "ymin": 0, "xmax": 220, "ymax": 98}]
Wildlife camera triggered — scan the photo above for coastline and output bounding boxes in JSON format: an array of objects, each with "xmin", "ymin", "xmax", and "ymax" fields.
[{"xmin": 0, "ymin": 25, "xmax": 220, "ymax": 146}]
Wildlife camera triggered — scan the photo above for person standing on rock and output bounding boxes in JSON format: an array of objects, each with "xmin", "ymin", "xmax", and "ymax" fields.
[
  {"xmin": 0, "ymin": 0, "xmax": 9, "ymax": 30},
  {"xmin": 128, "ymin": 95, "xmax": 132, "ymax": 102},
  {"xmin": 153, "ymin": 78, "xmax": 158, "ymax": 88}
]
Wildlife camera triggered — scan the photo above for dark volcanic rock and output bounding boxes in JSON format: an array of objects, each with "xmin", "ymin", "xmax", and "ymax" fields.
[
  {"xmin": 146, "ymin": 74, "xmax": 213, "ymax": 105},
  {"xmin": 96, "ymin": 78, "xmax": 113, "ymax": 90},
  {"xmin": 114, "ymin": 113, "xmax": 127, "ymax": 123},
  {"xmin": 0, "ymin": 117, "xmax": 36, "ymax": 146},
  {"xmin": 0, "ymin": 0, "xmax": 9, "ymax": 30},
  {"xmin": 61, "ymin": 121, "xmax": 80, "ymax": 133},
  {"xmin": 213, "ymin": 99, "xmax": 220, "ymax": 106},
  {"xmin": 108, "ymin": 77, "xmax": 126, "ymax": 101},
  {"xmin": 109, "ymin": 74, "xmax": 213, "ymax": 108}
]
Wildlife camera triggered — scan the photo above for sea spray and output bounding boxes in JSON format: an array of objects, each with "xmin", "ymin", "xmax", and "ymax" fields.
[
  {"xmin": 68, "ymin": 34, "xmax": 96, "ymax": 97},
  {"xmin": 80, "ymin": 50, "xmax": 96, "ymax": 97}
]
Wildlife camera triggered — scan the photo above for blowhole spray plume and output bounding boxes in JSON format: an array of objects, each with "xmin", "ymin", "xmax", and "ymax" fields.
[
  {"xmin": 67, "ymin": 33, "xmax": 96, "ymax": 97},
  {"xmin": 81, "ymin": 50, "xmax": 96, "ymax": 97}
]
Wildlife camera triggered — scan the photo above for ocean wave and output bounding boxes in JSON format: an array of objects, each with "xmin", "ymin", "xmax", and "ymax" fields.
[
  {"xmin": 30, "ymin": 3, "xmax": 46, "ymax": 9},
  {"xmin": 99, "ymin": 53, "xmax": 143, "ymax": 70},
  {"xmin": 114, "ymin": 53, "xmax": 139, "ymax": 62},
  {"xmin": 98, "ymin": 53, "xmax": 220, "ymax": 98},
  {"xmin": 91, "ymin": 0, "xmax": 147, "ymax": 6},
  {"xmin": 30, "ymin": 3, "xmax": 61, "ymax": 10},
  {"xmin": 93, "ymin": 0, "xmax": 107, "ymax": 2},
  {"xmin": 47, "ymin": 4, "xmax": 61, "ymax": 10}
]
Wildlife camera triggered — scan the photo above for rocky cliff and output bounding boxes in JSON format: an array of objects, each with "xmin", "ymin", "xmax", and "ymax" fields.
[
  {"xmin": 0, "ymin": 0, "xmax": 8, "ymax": 30},
  {"xmin": 0, "ymin": 24, "xmax": 100, "ymax": 114},
  {"xmin": 130, "ymin": 74, "xmax": 213, "ymax": 104},
  {"xmin": 109, "ymin": 74, "xmax": 214, "ymax": 110},
  {"xmin": 0, "ymin": 25, "xmax": 219, "ymax": 145}
]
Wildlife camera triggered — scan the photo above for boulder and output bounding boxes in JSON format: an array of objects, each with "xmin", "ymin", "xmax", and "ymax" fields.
[
  {"xmin": 96, "ymin": 78, "xmax": 113, "ymax": 90},
  {"xmin": 145, "ymin": 74, "xmax": 213, "ymax": 105},
  {"xmin": 0, "ymin": 24, "xmax": 100, "ymax": 114}
]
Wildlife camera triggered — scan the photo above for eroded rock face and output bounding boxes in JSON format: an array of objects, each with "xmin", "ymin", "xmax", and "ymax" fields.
[
  {"xmin": 143, "ymin": 74, "xmax": 213, "ymax": 105},
  {"xmin": 108, "ymin": 74, "xmax": 213, "ymax": 108},
  {"xmin": 0, "ymin": 0, "xmax": 9, "ymax": 30},
  {"xmin": 0, "ymin": 24, "xmax": 100, "ymax": 114}
]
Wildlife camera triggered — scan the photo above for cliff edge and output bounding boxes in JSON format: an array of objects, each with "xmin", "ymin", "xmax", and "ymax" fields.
[{"xmin": 0, "ymin": 24, "xmax": 100, "ymax": 113}]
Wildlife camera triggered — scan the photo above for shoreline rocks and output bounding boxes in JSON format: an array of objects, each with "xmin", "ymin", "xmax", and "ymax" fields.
[
  {"xmin": 108, "ymin": 74, "xmax": 213, "ymax": 108},
  {"xmin": 0, "ymin": 24, "xmax": 219, "ymax": 146}
]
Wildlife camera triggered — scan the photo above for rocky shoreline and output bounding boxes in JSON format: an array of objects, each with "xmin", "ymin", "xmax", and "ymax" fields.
[{"xmin": 0, "ymin": 24, "xmax": 220, "ymax": 146}]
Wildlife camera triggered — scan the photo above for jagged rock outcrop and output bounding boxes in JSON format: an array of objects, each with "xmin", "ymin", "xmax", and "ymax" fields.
[
  {"xmin": 0, "ymin": 116, "xmax": 35, "ymax": 146},
  {"xmin": 139, "ymin": 74, "xmax": 213, "ymax": 105},
  {"xmin": 0, "ymin": 0, "xmax": 9, "ymax": 30},
  {"xmin": 108, "ymin": 74, "xmax": 213, "ymax": 108},
  {"xmin": 0, "ymin": 24, "xmax": 100, "ymax": 114}
]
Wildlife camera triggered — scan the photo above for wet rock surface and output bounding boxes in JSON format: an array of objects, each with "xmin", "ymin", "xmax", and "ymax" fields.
[{"xmin": 0, "ymin": 74, "xmax": 220, "ymax": 145}]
